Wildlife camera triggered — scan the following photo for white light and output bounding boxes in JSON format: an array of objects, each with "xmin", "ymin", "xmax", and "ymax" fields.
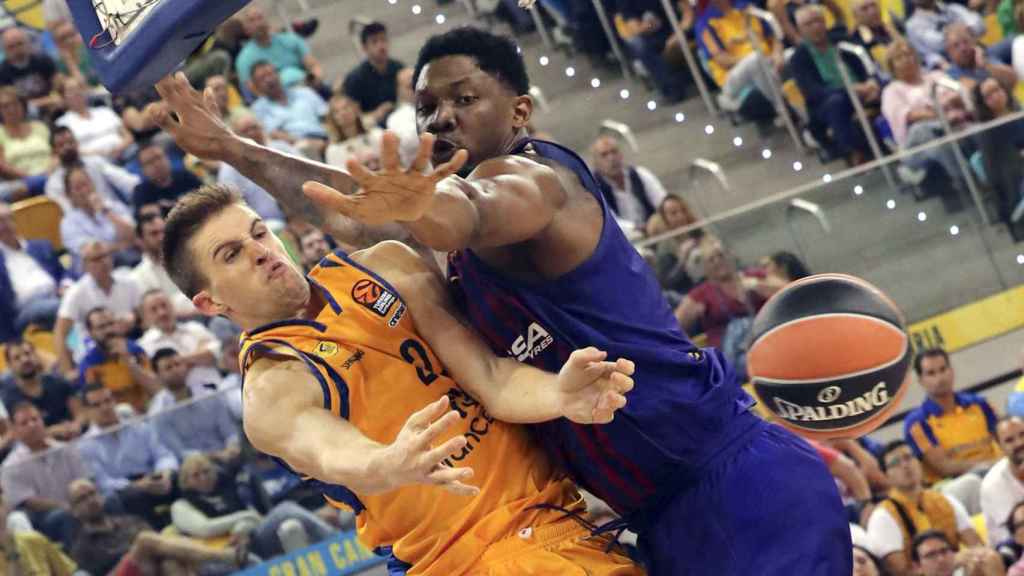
[
  {"xmin": 539, "ymin": 55, "xmax": 549, "ymax": 66},
  {"xmin": 620, "ymin": 89, "xmax": 630, "ymax": 100},
  {"xmin": 854, "ymin": 185, "xmax": 864, "ymax": 195},
  {"xmin": 565, "ymin": 66, "xmax": 575, "ymax": 78},
  {"xmin": 590, "ymin": 78, "xmax": 601, "ymax": 88},
  {"xmin": 516, "ymin": 46, "xmax": 522, "ymax": 54},
  {"xmin": 917, "ymin": 211, "xmax": 927, "ymax": 222},
  {"xmin": 761, "ymin": 148, "xmax": 772, "ymax": 159},
  {"xmin": 674, "ymin": 112, "xmax": 685, "ymax": 123},
  {"xmin": 704, "ymin": 124, "xmax": 715, "ymax": 135},
  {"xmin": 435, "ymin": 13, "xmax": 446, "ymax": 24},
  {"xmin": 1018, "ymin": 254, "xmax": 1024, "ymax": 265},
  {"xmin": 950, "ymin": 225, "xmax": 959, "ymax": 236},
  {"xmin": 388, "ymin": 0, "xmax": 396, "ymax": 4},
  {"xmin": 886, "ymin": 199, "xmax": 896, "ymax": 210},
  {"xmin": 732, "ymin": 136, "xmax": 743, "ymax": 147},
  {"xmin": 822, "ymin": 174, "xmax": 832, "ymax": 183},
  {"xmin": 646, "ymin": 100, "xmax": 657, "ymax": 111},
  {"xmin": 412, "ymin": 4, "xmax": 422, "ymax": 14},
  {"xmin": 792, "ymin": 161, "xmax": 803, "ymax": 172}
]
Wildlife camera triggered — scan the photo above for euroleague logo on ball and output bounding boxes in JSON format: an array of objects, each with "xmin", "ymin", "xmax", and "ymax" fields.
[{"xmin": 817, "ymin": 386, "xmax": 841, "ymax": 403}]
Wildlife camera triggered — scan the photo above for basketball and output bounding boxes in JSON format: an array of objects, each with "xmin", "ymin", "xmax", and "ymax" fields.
[{"xmin": 747, "ymin": 274, "xmax": 911, "ymax": 441}]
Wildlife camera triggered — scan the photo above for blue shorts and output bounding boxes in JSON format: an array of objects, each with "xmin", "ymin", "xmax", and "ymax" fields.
[{"xmin": 636, "ymin": 422, "xmax": 852, "ymax": 576}]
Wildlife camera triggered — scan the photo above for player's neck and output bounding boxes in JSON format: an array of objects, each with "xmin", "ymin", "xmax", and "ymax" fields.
[{"xmin": 930, "ymin": 393, "xmax": 956, "ymax": 413}]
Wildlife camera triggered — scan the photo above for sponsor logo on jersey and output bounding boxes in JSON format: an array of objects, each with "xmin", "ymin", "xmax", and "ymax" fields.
[
  {"xmin": 341, "ymin": 349, "xmax": 364, "ymax": 370},
  {"xmin": 314, "ymin": 341, "xmax": 339, "ymax": 359},
  {"xmin": 773, "ymin": 382, "xmax": 890, "ymax": 422},
  {"xmin": 387, "ymin": 304, "xmax": 406, "ymax": 328},
  {"xmin": 351, "ymin": 279, "xmax": 397, "ymax": 317},
  {"xmin": 508, "ymin": 322, "xmax": 554, "ymax": 362}
]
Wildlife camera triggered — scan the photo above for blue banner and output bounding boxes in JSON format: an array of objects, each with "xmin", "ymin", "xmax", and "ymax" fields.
[{"xmin": 237, "ymin": 530, "xmax": 386, "ymax": 576}]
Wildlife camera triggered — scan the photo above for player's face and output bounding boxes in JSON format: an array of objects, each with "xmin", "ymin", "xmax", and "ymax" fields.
[
  {"xmin": 997, "ymin": 419, "xmax": 1024, "ymax": 470},
  {"xmin": 918, "ymin": 356, "xmax": 954, "ymax": 397},
  {"xmin": 190, "ymin": 204, "xmax": 310, "ymax": 327},
  {"xmin": 915, "ymin": 538, "xmax": 956, "ymax": 576},
  {"xmin": 852, "ymin": 547, "xmax": 879, "ymax": 576},
  {"xmin": 416, "ymin": 55, "xmax": 531, "ymax": 175}
]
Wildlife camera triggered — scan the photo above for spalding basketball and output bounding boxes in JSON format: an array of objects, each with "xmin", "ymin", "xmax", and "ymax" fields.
[{"xmin": 747, "ymin": 273, "xmax": 911, "ymax": 441}]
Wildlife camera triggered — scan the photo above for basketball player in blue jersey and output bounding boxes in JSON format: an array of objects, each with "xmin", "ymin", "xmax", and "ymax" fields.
[{"xmin": 151, "ymin": 27, "xmax": 850, "ymax": 575}]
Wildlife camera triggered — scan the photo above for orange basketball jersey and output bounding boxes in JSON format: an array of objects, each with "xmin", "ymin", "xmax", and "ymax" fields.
[{"xmin": 239, "ymin": 249, "xmax": 582, "ymax": 576}]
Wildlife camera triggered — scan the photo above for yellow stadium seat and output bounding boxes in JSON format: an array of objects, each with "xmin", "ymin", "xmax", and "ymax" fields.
[
  {"xmin": 10, "ymin": 196, "xmax": 63, "ymax": 251},
  {"xmin": 23, "ymin": 327, "xmax": 57, "ymax": 370},
  {"xmin": 971, "ymin": 513, "xmax": 988, "ymax": 545},
  {"xmin": 980, "ymin": 12, "xmax": 1004, "ymax": 47}
]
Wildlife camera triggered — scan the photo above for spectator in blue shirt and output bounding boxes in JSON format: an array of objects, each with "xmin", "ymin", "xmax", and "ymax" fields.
[
  {"xmin": 147, "ymin": 348, "xmax": 240, "ymax": 465},
  {"xmin": 59, "ymin": 164, "xmax": 138, "ymax": 268},
  {"xmin": 249, "ymin": 61, "xmax": 328, "ymax": 158},
  {"xmin": 77, "ymin": 382, "xmax": 178, "ymax": 528},
  {"xmin": 236, "ymin": 6, "xmax": 324, "ymax": 91},
  {"xmin": 905, "ymin": 0, "xmax": 984, "ymax": 69}
]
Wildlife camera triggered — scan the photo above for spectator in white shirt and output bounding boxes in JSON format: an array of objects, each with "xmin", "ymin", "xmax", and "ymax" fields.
[
  {"xmin": 323, "ymin": 94, "xmax": 383, "ymax": 170},
  {"xmin": 982, "ymin": 416, "xmax": 1024, "ymax": 545},
  {"xmin": 0, "ymin": 202, "xmax": 66, "ymax": 340},
  {"xmin": 137, "ymin": 290, "xmax": 222, "ymax": 393},
  {"xmin": 217, "ymin": 115, "xmax": 289, "ymax": 225},
  {"xmin": 59, "ymin": 165, "xmax": 136, "ymax": 263},
  {"xmin": 386, "ymin": 67, "xmax": 419, "ymax": 168},
  {"xmin": 53, "ymin": 241, "xmax": 141, "ymax": 378},
  {"xmin": 589, "ymin": 134, "xmax": 668, "ymax": 233},
  {"xmin": 905, "ymin": 0, "xmax": 984, "ymax": 69},
  {"xmin": 55, "ymin": 78, "xmax": 133, "ymax": 162},
  {"xmin": 45, "ymin": 126, "xmax": 139, "ymax": 214},
  {"xmin": 130, "ymin": 213, "xmax": 196, "ymax": 318}
]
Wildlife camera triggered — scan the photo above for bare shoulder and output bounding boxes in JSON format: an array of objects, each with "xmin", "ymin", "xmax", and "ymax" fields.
[{"xmin": 349, "ymin": 241, "xmax": 445, "ymax": 303}]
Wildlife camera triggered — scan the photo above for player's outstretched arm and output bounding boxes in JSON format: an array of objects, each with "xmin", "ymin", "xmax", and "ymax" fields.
[
  {"xmin": 360, "ymin": 242, "xmax": 634, "ymax": 424},
  {"xmin": 148, "ymin": 73, "xmax": 406, "ymax": 250},
  {"xmin": 244, "ymin": 353, "xmax": 478, "ymax": 497}
]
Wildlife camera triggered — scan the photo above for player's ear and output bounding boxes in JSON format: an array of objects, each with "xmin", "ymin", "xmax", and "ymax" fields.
[
  {"xmin": 193, "ymin": 290, "xmax": 228, "ymax": 317},
  {"xmin": 512, "ymin": 94, "xmax": 533, "ymax": 130}
]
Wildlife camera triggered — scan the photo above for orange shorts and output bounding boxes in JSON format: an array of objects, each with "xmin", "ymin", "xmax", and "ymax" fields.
[{"xmin": 467, "ymin": 518, "xmax": 644, "ymax": 575}]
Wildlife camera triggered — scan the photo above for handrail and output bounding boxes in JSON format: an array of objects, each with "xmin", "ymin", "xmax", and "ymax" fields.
[
  {"xmin": 526, "ymin": 2, "xmax": 555, "ymax": 50},
  {"xmin": 834, "ymin": 41, "xmax": 899, "ymax": 194},
  {"xmin": 745, "ymin": 6, "xmax": 806, "ymax": 154},
  {"xmin": 687, "ymin": 158, "xmax": 731, "ymax": 226},
  {"xmin": 633, "ymin": 108, "xmax": 1024, "ymax": 250},
  {"xmin": 660, "ymin": 0, "xmax": 717, "ymax": 116},
  {"xmin": 589, "ymin": 0, "xmax": 635, "ymax": 81}
]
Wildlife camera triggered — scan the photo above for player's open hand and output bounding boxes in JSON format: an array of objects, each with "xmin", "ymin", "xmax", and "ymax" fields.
[
  {"xmin": 557, "ymin": 348, "xmax": 635, "ymax": 424},
  {"xmin": 303, "ymin": 132, "xmax": 467, "ymax": 226},
  {"xmin": 150, "ymin": 72, "xmax": 234, "ymax": 162},
  {"xmin": 375, "ymin": 397, "xmax": 480, "ymax": 497}
]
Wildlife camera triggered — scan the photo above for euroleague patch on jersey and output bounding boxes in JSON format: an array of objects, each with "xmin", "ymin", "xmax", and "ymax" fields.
[{"xmin": 352, "ymin": 279, "xmax": 398, "ymax": 317}]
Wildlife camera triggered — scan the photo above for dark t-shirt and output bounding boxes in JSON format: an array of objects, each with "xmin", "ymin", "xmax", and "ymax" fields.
[
  {"xmin": 133, "ymin": 170, "xmax": 203, "ymax": 208},
  {"xmin": 342, "ymin": 59, "xmax": 404, "ymax": 119},
  {"xmin": 1, "ymin": 374, "xmax": 75, "ymax": 426},
  {"xmin": 70, "ymin": 514, "xmax": 150, "ymax": 576},
  {"xmin": 0, "ymin": 54, "xmax": 57, "ymax": 100}
]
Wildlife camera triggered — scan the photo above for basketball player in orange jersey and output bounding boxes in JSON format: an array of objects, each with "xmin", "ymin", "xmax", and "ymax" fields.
[{"xmin": 158, "ymin": 183, "xmax": 642, "ymax": 575}]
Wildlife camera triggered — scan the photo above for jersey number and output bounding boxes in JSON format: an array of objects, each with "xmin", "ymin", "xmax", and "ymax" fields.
[{"xmin": 400, "ymin": 339, "xmax": 438, "ymax": 386}]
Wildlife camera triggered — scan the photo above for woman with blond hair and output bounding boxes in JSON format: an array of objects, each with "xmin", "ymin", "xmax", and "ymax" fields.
[{"xmin": 323, "ymin": 94, "xmax": 384, "ymax": 170}]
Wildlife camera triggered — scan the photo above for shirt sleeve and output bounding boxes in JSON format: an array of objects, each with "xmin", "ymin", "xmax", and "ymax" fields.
[
  {"xmin": 867, "ymin": 506, "xmax": 905, "ymax": 559},
  {"xmin": 636, "ymin": 166, "xmax": 668, "ymax": 210},
  {"xmin": 288, "ymin": 33, "xmax": 311, "ymax": 58},
  {"xmin": 904, "ymin": 415, "xmax": 936, "ymax": 458},
  {"xmin": 100, "ymin": 160, "xmax": 143, "ymax": 200},
  {"xmin": 945, "ymin": 493, "xmax": 973, "ymax": 531},
  {"xmin": 907, "ymin": 15, "xmax": 947, "ymax": 57},
  {"xmin": 981, "ymin": 467, "xmax": 1012, "ymax": 545},
  {"xmin": 1, "ymin": 460, "xmax": 36, "ymax": 508},
  {"xmin": 145, "ymin": 423, "xmax": 179, "ymax": 472},
  {"xmin": 56, "ymin": 281, "xmax": 80, "ymax": 322},
  {"xmin": 80, "ymin": 439, "xmax": 130, "ymax": 494}
]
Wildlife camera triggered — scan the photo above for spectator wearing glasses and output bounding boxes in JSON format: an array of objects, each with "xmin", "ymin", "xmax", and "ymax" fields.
[
  {"xmin": 867, "ymin": 440, "xmax": 991, "ymax": 576},
  {"xmin": 912, "ymin": 530, "xmax": 1003, "ymax": 576}
]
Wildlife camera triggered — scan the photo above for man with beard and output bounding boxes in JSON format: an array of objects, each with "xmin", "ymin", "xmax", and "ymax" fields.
[
  {"xmin": 44, "ymin": 127, "xmax": 140, "ymax": 214},
  {"xmin": 982, "ymin": 416, "xmax": 1024, "ymax": 545},
  {"xmin": 78, "ymin": 307, "xmax": 160, "ymax": 414},
  {"xmin": 1, "ymin": 341, "xmax": 81, "ymax": 440}
]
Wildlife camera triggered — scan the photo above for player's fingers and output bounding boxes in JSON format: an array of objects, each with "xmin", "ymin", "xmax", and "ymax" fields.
[
  {"xmin": 426, "ymin": 465, "xmax": 473, "ymax": 485},
  {"xmin": 410, "ymin": 133, "xmax": 434, "ymax": 174},
  {"xmin": 154, "ymin": 76, "xmax": 177, "ymax": 102},
  {"xmin": 202, "ymin": 87, "xmax": 221, "ymax": 117},
  {"xmin": 146, "ymin": 102, "xmax": 178, "ymax": 135},
  {"xmin": 430, "ymin": 149, "xmax": 468, "ymax": 182},
  {"xmin": 615, "ymin": 358, "xmax": 636, "ymax": 376},
  {"xmin": 439, "ymin": 480, "xmax": 481, "ymax": 497},
  {"xmin": 569, "ymin": 347, "xmax": 607, "ymax": 368},
  {"xmin": 380, "ymin": 131, "xmax": 402, "ymax": 172},
  {"xmin": 581, "ymin": 360, "xmax": 619, "ymax": 382},
  {"xmin": 416, "ymin": 410, "xmax": 463, "ymax": 449},
  {"xmin": 598, "ymin": 390, "xmax": 628, "ymax": 412},
  {"xmin": 175, "ymin": 71, "xmax": 199, "ymax": 103},
  {"xmin": 302, "ymin": 181, "xmax": 360, "ymax": 216},
  {"xmin": 344, "ymin": 157, "xmax": 378, "ymax": 186},
  {"xmin": 404, "ymin": 396, "xmax": 452, "ymax": 431},
  {"xmin": 421, "ymin": 434, "xmax": 468, "ymax": 466},
  {"xmin": 610, "ymin": 372, "xmax": 634, "ymax": 394}
]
